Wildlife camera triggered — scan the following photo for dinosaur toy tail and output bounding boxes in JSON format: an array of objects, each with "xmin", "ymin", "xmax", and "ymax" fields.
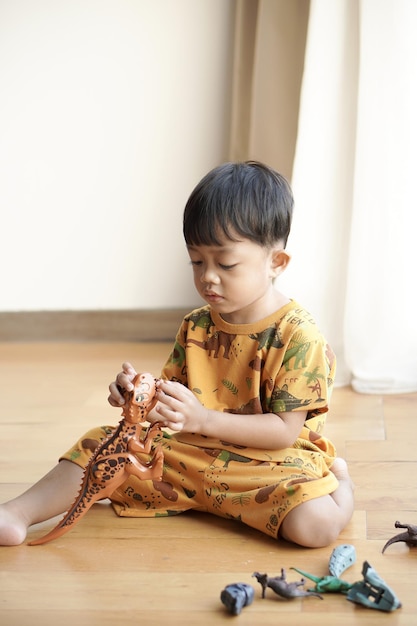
[
  {"xmin": 28, "ymin": 472, "xmax": 107, "ymax": 546},
  {"xmin": 28, "ymin": 511, "xmax": 87, "ymax": 546},
  {"xmin": 381, "ymin": 532, "xmax": 410, "ymax": 554}
]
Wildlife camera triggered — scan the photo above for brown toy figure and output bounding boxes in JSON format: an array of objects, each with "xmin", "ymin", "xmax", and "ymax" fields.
[
  {"xmin": 252, "ymin": 570, "xmax": 323, "ymax": 600},
  {"xmin": 382, "ymin": 521, "xmax": 417, "ymax": 553},
  {"xmin": 29, "ymin": 372, "xmax": 164, "ymax": 545}
]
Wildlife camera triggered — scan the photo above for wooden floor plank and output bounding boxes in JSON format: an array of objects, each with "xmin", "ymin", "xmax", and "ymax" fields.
[{"xmin": 1, "ymin": 342, "xmax": 417, "ymax": 625}]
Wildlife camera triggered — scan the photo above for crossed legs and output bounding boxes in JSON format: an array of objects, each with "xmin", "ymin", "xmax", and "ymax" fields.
[{"xmin": 0, "ymin": 457, "xmax": 354, "ymax": 548}]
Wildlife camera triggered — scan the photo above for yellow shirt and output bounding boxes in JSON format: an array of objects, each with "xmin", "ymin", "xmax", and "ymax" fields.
[{"xmin": 160, "ymin": 301, "xmax": 336, "ymax": 460}]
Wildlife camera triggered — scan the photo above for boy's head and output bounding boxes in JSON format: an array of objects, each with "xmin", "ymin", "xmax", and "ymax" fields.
[{"xmin": 183, "ymin": 161, "xmax": 294, "ymax": 249}]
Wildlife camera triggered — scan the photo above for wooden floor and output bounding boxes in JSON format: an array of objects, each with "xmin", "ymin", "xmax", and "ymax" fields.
[{"xmin": 1, "ymin": 342, "xmax": 417, "ymax": 625}]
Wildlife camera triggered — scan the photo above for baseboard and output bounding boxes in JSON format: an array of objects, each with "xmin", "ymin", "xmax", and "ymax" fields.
[{"xmin": 0, "ymin": 309, "xmax": 190, "ymax": 342}]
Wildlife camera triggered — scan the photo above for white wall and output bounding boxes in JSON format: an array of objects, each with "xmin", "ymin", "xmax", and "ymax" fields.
[{"xmin": 0, "ymin": 0, "xmax": 235, "ymax": 311}]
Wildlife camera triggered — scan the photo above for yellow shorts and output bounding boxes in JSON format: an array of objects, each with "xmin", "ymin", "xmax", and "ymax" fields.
[{"xmin": 61, "ymin": 425, "xmax": 338, "ymax": 540}]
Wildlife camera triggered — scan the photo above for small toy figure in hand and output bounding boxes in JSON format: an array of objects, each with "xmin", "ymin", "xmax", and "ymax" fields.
[{"xmin": 29, "ymin": 373, "xmax": 163, "ymax": 545}]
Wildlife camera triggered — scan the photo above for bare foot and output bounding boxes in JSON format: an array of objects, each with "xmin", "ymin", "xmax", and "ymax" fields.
[
  {"xmin": 0, "ymin": 502, "xmax": 29, "ymax": 546},
  {"xmin": 0, "ymin": 460, "xmax": 84, "ymax": 547}
]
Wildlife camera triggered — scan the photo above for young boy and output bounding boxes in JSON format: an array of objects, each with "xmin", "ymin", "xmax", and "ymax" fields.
[{"xmin": 0, "ymin": 161, "xmax": 353, "ymax": 548}]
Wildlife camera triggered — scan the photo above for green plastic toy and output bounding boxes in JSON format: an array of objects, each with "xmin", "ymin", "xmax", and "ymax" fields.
[
  {"xmin": 347, "ymin": 561, "xmax": 402, "ymax": 612},
  {"xmin": 290, "ymin": 568, "xmax": 353, "ymax": 594}
]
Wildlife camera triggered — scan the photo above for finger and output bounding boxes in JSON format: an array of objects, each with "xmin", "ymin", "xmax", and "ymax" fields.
[
  {"xmin": 164, "ymin": 420, "xmax": 183, "ymax": 432},
  {"xmin": 155, "ymin": 400, "xmax": 177, "ymax": 421},
  {"xmin": 122, "ymin": 362, "xmax": 137, "ymax": 376},
  {"xmin": 156, "ymin": 390, "xmax": 183, "ymax": 415},
  {"xmin": 155, "ymin": 404, "xmax": 183, "ymax": 431},
  {"xmin": 116, "ymin": 372, "xmax": 135, "ymax": 392},
  {"xmin": 108, "ymin": 393, "xmax": 123, "ymax": 407},
  {"xmin": 157, "ymin": 379, "xmax": 183, "ymax": 400},
  {"xmin": 108, "ymin": 381, "xmax": 125, "ymax": 406}
]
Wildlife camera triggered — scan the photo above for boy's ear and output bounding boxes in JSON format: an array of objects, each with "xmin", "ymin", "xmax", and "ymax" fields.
[{"xmin": 270, "ymin": 248, "xmax": 291, "ymax": 278}]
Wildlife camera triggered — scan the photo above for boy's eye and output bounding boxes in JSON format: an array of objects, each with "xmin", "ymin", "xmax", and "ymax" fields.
[
  {"xmin": 190, "ymin": 260, "xmax": 202, "ymax": 266},
  {"xmin": 219, "ymin": 263, "xmax": 237, "ymax": 270}
]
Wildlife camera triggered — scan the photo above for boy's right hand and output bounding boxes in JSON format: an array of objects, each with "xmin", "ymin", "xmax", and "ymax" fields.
[{"xmin": 108, "ymin": 362, "xmax": 138, "ymax": 407}]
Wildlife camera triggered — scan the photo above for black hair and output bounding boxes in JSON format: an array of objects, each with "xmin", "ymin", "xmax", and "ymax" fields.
[{"xmin": 183, "ymin": 161, "xmax": 294, "ymax": 248}]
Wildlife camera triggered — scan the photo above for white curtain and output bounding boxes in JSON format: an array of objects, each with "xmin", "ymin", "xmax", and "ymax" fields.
[{"xmin": 281, "ymin": 0, "xmax": 417, "ymax": 392}]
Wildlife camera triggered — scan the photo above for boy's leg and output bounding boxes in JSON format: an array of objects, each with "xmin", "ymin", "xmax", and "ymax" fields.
[
  {"xmin": 0, "ymin": 460, "xmax": 83, "ymax": 546},
  {"xmin": 279, "ymin": 458, "xmax": 354, "ymax": 548}
]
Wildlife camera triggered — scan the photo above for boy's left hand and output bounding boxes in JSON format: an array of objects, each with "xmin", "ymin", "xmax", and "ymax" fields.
[{"xmin": 154, "ymin": 380, "xmax": 208, "ymax": 433}]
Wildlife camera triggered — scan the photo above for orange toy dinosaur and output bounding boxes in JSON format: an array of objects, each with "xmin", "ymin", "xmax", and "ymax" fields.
[{"xmin": 29, "ymin": 372, "xmax": 164, "ymax": 545}]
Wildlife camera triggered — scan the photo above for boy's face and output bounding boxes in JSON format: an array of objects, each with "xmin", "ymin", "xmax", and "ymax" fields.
[{"xmin": 187, "ymin": 232, "xmax": 290, "ymax": 324}]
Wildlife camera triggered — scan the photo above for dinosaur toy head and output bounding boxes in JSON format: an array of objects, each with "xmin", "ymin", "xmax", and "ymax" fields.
[{"xmin": 122, "ymin": 372, "xmax": 158, "ymax": 423}]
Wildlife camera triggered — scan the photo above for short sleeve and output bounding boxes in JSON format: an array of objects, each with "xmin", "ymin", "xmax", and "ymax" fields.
[
  {"xmin": 160, "ymin": 320, "xmax": 188, "ymax": 385},
  {"xmin": 270, "ymin": 335, "xmax": 336, "ymax": 418}
]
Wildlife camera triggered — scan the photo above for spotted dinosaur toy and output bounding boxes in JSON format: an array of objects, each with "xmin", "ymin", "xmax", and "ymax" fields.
[{"xmin": 29, "ymin": 372, "xmax": 164, "ymax": 545}]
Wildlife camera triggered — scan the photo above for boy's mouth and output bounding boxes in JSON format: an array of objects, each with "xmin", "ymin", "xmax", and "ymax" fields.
[{"xmin": 204, "ymin": 291, "xmax": 223, "ymax": 303}]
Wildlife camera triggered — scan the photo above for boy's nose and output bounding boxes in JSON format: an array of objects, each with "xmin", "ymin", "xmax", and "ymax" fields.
[{"xmin": 200, "ymin": 267, "xmax": 220, "ymax": 284}]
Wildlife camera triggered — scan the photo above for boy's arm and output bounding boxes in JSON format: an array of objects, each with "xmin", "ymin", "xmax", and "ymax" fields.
[
  {"xmin": 108, "ymin": 363, "xmax": 308, "ymax": 449},
  {"xmin": 200, "ymin": 408, "xmax": 306, "ymax": 449},
  {"xmin": 154, "ymin": 379, "xmax": 306, "ymax": 449}
]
